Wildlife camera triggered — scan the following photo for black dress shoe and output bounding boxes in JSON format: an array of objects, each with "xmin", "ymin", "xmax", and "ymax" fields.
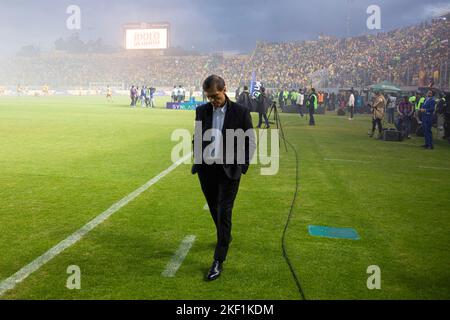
[{"xmin": 206, "ymin": 260, "xmax": 222, "ymax": 281}]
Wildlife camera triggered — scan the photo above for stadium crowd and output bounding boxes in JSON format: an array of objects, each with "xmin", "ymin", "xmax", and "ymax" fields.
[
  {"xmin": 0, "ymin": 52, "xmax": 248, "ymax": 90},
  {"xmin": 250, "ymin": 16, "xmax": 449, "ymax": 89},
  {"xmin": 0, "ymin": 16, "xmax": 448, "ymax": 91}
]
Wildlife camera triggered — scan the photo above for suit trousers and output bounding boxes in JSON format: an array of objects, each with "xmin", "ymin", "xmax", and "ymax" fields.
[{"xmin": 198, "ymin": 164, "xmax": 241, "ymax": 262}]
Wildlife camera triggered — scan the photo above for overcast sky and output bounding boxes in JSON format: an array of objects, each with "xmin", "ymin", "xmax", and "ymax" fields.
[{"xmin": 0, "ymin": 0, "xmax": 449, "ymax": 55}]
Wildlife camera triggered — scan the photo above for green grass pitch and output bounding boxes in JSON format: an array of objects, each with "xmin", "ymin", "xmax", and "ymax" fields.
[{"xmin": 0, "ymin": 95, "xmax": 449, "ymax": 299}]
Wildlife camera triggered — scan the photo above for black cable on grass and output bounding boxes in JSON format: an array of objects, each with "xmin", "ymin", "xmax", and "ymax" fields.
[{"xmin": 281, "ymin": 138, "xmax": 307, "ymax": 300}]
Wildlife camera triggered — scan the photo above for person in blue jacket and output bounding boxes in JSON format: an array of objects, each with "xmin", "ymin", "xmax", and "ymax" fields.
[{"xmin": 419, "ymin": 90, "xmax": 436, "ymax": 149}]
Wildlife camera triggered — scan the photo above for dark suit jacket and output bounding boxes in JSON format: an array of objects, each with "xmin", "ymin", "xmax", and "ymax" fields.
[{"xmin": 192, "ymin": 97, "xmax": 255, "ymax": 180}]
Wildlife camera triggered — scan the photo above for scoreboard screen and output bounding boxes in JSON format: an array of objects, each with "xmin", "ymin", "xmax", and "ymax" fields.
[{"xmin": 124, "ymin": 23, "xmax": 170, "ymax": 50}]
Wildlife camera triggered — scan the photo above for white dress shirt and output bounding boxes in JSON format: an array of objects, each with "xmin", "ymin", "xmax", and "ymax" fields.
[{"xmin": 211, "ymin": 103, "xmax": 227, "ymax": 159}]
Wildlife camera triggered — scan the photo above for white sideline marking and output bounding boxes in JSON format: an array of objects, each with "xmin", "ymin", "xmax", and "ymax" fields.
[
  {"xmin": 418, "ymin": 166, "xmax": 450, "ymax": 171},
  {"xmin": 0, "ymin": 153, "xmax": 192, "ymax": 297},
  {"xmin": 203, "ymin": 203, "xmax": 209, "ymax": 210},
  {"xmin": 162, "ymin": 235, "xmax": 196, "ymax": 278},
  {"xmin": 324, "ymin": 158, "xmax": 369, "ymax": 163}
]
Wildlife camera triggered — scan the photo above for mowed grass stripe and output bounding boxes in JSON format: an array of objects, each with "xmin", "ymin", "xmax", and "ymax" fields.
[
  {"xmin": 0, "ymin": 153, "xmax": 191, "ymax": 297},
  {"xmin": 1, "ymin": 104, "xmax": 300, "ymax": 299},
  {"xmin": 0, "ymin": 96, "xmax": 192, "ymax": 279},
  {"xmin": 280, "ymin": 114, "xmax": 450, "ymax": 299},
  {"xmin": 1, "ymin": 146, "xmax": 300, "ymax": 299},
  {"xmin": 2, "ymin": 98, "xmax": 449, "ymax": 299}
]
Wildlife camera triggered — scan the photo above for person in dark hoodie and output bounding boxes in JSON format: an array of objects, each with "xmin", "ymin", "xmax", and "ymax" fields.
[
  {"xmin": 256, "ymin": 87, "xmax": 271, "ymax": 128},
  {"xmin": 237, "ymin": 85, "xmax": 253, "ymax": 111}
]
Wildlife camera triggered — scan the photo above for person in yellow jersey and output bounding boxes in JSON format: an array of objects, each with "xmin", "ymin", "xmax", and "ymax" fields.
[{"xmin": 414, "ymin": 91, "xmax": 425, "ymax": 125}]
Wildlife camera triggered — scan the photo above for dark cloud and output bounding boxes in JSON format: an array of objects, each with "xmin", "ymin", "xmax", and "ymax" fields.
[{"xmin": 0, "ymin": 0, "xmax": 447, "ymax": 55}]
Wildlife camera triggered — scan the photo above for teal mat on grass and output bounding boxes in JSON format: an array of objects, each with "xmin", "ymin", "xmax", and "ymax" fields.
[{"xmin": 308, "ymin": 225, "xmax": 360, "ymax": 240}]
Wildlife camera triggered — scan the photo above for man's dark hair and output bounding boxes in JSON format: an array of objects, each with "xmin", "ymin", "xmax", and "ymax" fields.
[
  {"xmin": 261, "ymin": 87, "xmax": 266, "ymax": 93},
  {"xmin": 203, "ymin": 75, "xmax": 226, "ymax": 91},
  {"xmin": 243, "ymin": 85, "xmax": 249, "ymax": 91}
]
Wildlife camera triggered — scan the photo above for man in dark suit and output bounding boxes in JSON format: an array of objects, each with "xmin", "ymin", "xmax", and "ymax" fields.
[{"xmin": 192, "ymin": 75, "xmax": 255, "ymax": 281}]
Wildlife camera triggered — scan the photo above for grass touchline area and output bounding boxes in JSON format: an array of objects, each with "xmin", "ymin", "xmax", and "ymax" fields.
[{"xmin": 0, "ymin": 96, "xmax": 449, "ymax": 300}]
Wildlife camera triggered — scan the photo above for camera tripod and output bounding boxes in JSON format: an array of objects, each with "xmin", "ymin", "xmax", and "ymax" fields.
[{"xmin": 264, "ymin": 102, "xmax": 288, "ymax": 152}]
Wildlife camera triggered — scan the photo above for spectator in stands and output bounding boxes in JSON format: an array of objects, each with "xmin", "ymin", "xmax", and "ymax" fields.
[{"xmin": 1, "ymin": 16, "xmax": 448, "ymax": 95}]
